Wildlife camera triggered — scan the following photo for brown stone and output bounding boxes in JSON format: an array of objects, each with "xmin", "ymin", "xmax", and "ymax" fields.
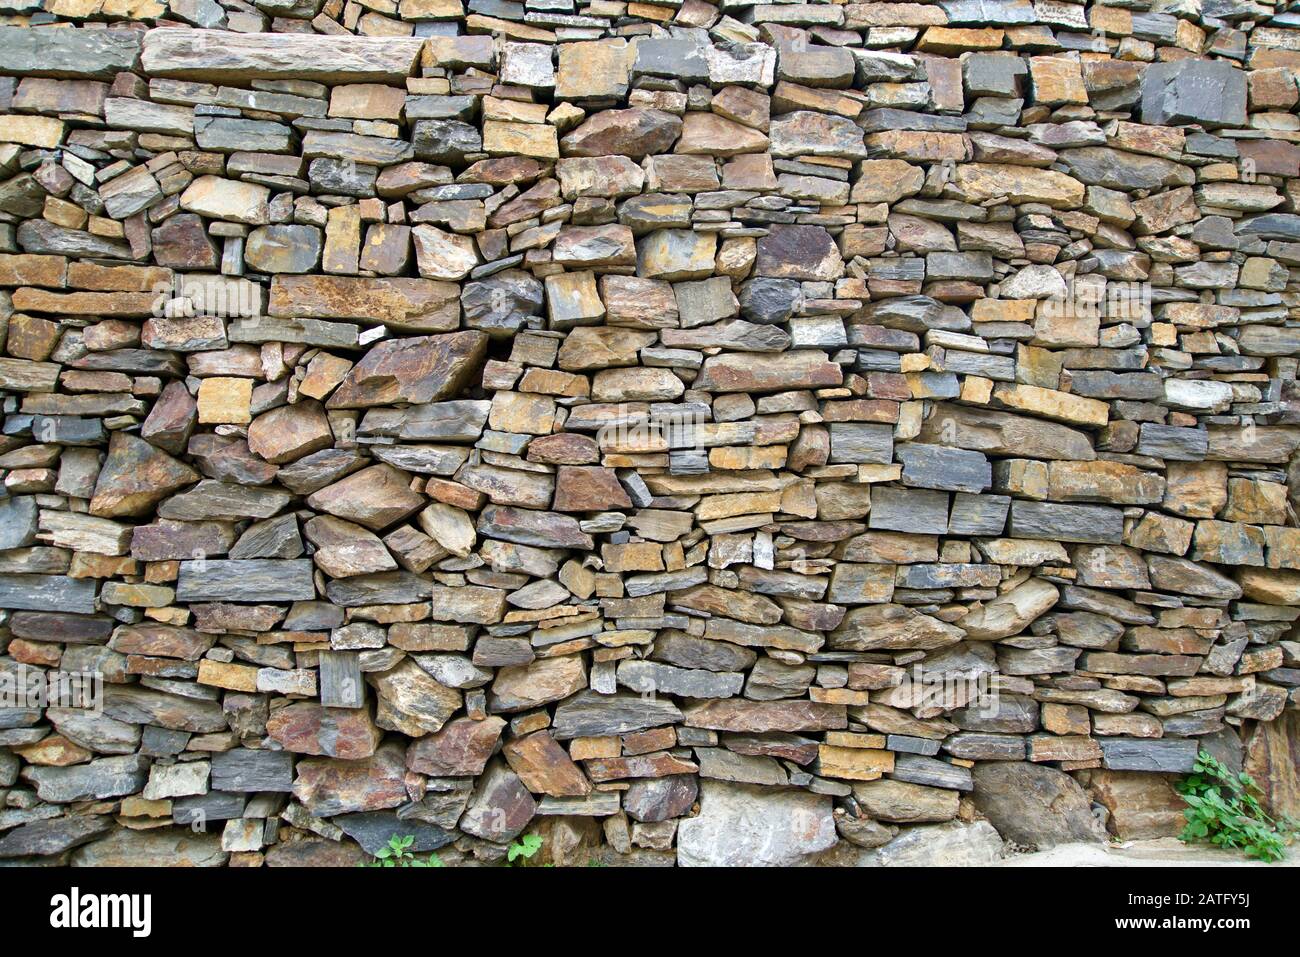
[
  {"xmin": 89, "ymin": 432, "xmax": 199, "ymax": 519},
  {"xmin": 326, "ymin": 331, "xmax": 488, "ymax": 409}
]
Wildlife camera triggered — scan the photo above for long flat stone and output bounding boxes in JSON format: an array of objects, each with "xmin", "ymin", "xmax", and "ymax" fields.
[
  {"xmin": 175, "ymin": 559, "xmax": 316, "ymax": 602},
  {"xmin": 0, "ymin": 26, "xmax": 142, "ymax": 80},
  {"xmin": 141, "ymin": 29, "xmax": 426, "ymax": 84},
  {"xmin": 0, "ymin": 574, "xmax": 97, "ymax": 615}
]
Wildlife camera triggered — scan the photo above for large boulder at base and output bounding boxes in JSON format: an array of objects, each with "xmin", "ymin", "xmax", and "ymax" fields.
[
  {"xmin": 676, "ymin": 781, "xmax": 835, "ymax": 866},
  {"xmin": 861, "ymin": 820, "xmax": 1004, "ymax": 866},
  {"xmin": 970, "ymin": 761, "xmax": 1106, "ymax": 848},
  {"xmin": 1082, "ymin": 770, "xmax": 1186, "ymax": 841}
]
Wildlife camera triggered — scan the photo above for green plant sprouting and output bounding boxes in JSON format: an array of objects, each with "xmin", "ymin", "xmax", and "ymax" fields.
[{"xmin": 1177, "ymin": 750, "xmax": 1299, "ymax": 863}]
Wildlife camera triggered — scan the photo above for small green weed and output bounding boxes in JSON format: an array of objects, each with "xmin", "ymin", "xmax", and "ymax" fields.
[
  {"xmin": 1177, "ymin": 751, "xmax": 1298, "ymax": 863},
  {"xmin": 506, "ymin": 832, "xmax": 543, "ymax": 866},
  {"xmin": 363, "ymin": 834, "xmax": 445, "ymax": 868}
]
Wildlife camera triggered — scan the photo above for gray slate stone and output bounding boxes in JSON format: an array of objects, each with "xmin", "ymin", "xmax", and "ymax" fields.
[
  {"xmin": 1007, "ymin": 501, "xmax": 1124, "ymax": 544},
  {"xmin": 176, "ymin": 559, "xmax": 316, "ymax": 602},
  {"xmin": 1100, "ymin": 737, "xmax": 1199, "ymax": 773},
  {"xmin": 0, "ymin": 25, "xmax": 142, "ymax": 79},
  {"xmin": 1140, "ymin": 59, "xmax": 1247, "ymax": 129}
]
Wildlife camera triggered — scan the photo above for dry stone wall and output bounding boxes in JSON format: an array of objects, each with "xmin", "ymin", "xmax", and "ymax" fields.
[{"xmin": 1, "ymin": 0, "xmax": 1300, "ymax": 867}]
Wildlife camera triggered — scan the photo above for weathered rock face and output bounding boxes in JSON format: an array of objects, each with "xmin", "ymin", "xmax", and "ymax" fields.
[
  {"xmin": 3, "ymin": 2, "xmax": 1300, "ymax": 871},
  {"xmin": 971, "ymin": 763, "xmax": 1107, "ymax": 848},
  {"xmin": 677, "ymin": 782, "xmax": 836, "ymax": 866}
]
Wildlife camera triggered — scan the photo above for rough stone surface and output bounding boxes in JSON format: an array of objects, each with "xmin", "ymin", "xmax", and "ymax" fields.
[{"xmin": 1, "ymin": 3, "xmax": 1298, "ymax": 870}]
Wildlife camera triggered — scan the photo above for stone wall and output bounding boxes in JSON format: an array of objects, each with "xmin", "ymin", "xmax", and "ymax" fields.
[{"xmin": 0, "ymin": 0, "xmax": 1298, "ymax": 868}]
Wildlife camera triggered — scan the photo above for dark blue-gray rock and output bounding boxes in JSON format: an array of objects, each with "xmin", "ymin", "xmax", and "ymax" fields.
[
  {"xmin": 1100, "ymin": 737, "xmax": 1199, "ymax": 772},
  {"xmin": 23, "ymin": 755, "xmax": 150, "ymax": 804},
  {"xmin": 0, "ymin": 496, "xmax": 37, "ymax": 550},
  {"xmin": 892, "ymin": 754, "xmax": 973, "ymax": 791},
  {"xmin": 325, "ymin": 570, "xmax": 432, "ymax": 606},
  {"xmin": 47, "ymin": 707, "xmax": 141, "ymax": 754},
  {"xmin": 0, "ymin": 814, "xmax": 114, "ymax": 858},
  {"xmin": 0, "ymin": 25, "xmax": 142, "ymax": 79},
  {"xmin": 1147, "ymin": 556, "xmax": 1241, "ymax": 600},
  {"xmin": 942, "ymin": 732, "xmax": 1027, "ymax": 761},
  {"xmin": 461, "ymin": 269, "xmax": 543, "ymax": 336},
  {"xmin": 1059, "ymin": 147, "xmax": 1194, "ymax": 191},
  {"xmin": 633, "ymin": 37, "xmax": 708, "ymax": 82},
  {"xmin": 859, "ymin": 295, "xmax": 967, "ymax": 333},
  {"xmin": 897, "ymin": 443, "xmax": 991, "ymax": 493},
  {"xmin": 829, "ymin": 422, "xmax": 893, "ymax": 465},
  {"xmin": 173, "ymin": 791, "xmax": 248, "ymax": 826},
  {"xmin": 1008, "ymin": 501, "xmax": 1124, "ymax": 544},
  {"xmin": 551, "ymin": 691, "xmax": 683, "ymax": 739},
  {"xmin": 650, "ymin": 633, "xmax": 758, "ymax": 673},
  {"xmin": 309, "ymin": 158, "xmax": 377, "ymax": 197},
  {"xmin": 1136, "ymin": 423, "xmax": 1208, "ymax": 461},
  {"xmin": 360, "ymin": 400, "xmax": 490, "ymax": 442},
  {"xmin": 870, "ymin": 487, "xmax": 949, "ymax": 535},
  {"xmin": 887, "ymin": 735, "xmax": 942, "ymax": 756},
  {"xmin": 739, "ymin": 277, "xmax": 801, "ymax": 324},
  {"xmin": 1140, "ymin": 59, "xmax": 1247, "ymax": 129},
  {"xmin": 176, "ymin": 559, "xmax": 316, "ymax": 602},
  {"xmin": 335, "ymin": 811, "xmax": 456, "ymax": 856},
  {"xmin": 616, "ymin": 660, "xmax": 743, "ymax": 699},
  {"xmin": 963, "ymin": 52, "xmax": 1027, "ymax": 96},
  {"xmin": 1236, "ymin": 213, "xmax": 1300, "ymax": 243},
  {"xmin": 412, "ymin": 119, "xmax": 482, "ymax": 163},
  {"xmin": 18, "ymin": 220, "xmax": 134, "ymax": 259},
  {"xmin": 971, "ymin": 762, "xmax": 1107, "ymax": 848},
  {"xmin": 0, "ymin": 574, "xmax": 97, "ymax": 615},
  {"xmin": 210, "ymin": 749, "xmax": 295, "ymax": 793},
  {"xmin": 947, "ymin": 492, "xmax": 1010, "ymax": 535},
  {"xmin": 103, "ymin": 685, "xmax": 227, "ymax": 733},
  {"xmin": 695, "ymin": 747, "xmax": 787, "ymax": 786}
]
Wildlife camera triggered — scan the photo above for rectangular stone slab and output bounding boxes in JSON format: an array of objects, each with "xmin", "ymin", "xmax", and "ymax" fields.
[
  {"xmin": 141, "ymin": 29, "xmax": 426, "ymax": 84},
  {"xmin": 175, "ymin": 559, "xmax": 317, "ymax": 602},
  {"xmin": 1008, "ymin": 500, "xmax": 1124, "ymax": 544},
  {"xmin": 210, "ymin": 749, "xmax": 295, "ymax": 793},
  {"xmin": 0, "ymin": 574, "xmax": 97, "ymax": 615},
  {"xmin": 1099, "ymin": 737, "xmax": 1198, "ymax": 773},
  {"xmin": 0, "ymin": 26, "xmax": 142, "ymax": 80}
]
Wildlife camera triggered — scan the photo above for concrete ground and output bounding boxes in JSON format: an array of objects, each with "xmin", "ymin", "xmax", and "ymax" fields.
[{"xmin": 999, "ymin": 837, "xmax": 1299, "ymax": 867}]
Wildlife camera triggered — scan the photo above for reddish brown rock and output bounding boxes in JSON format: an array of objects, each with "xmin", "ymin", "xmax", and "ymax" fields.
[
  {"xmin": 326, "ymin": 331, "xmax": 488, "ymax": 409},
  {"xmin": 306, "ymin": 464, "xmax": 424, "ymax": 531},
  {"xmin": 502, "ymin": 730, "xmax": 592, "ymax": 797},
  {"xmin": 89, "ymin": 432, "xmax": 200, "ymax": 518},
  {"xmin": 269, "ymin": 276, "xmax": 460, "ymax": 332},
  {"xmin": 552, "ymin": 465, "xmax": 632, "ymax": 512},
  {"xmin": 140, "ymin": 380, "xmax": 198, "ymax": 455},
  {"xmin": 682, "ymin": 699, "xmax": 848, "ymax": 733},
  {"xmin": 526, "ymin": 433, "xmax": 600, "ymax": 465},
  {"xmin": 267, "ymin": 701, "xmax": 383, "ymax": 759},
  {"xmin": 247, "ymin": 400, "xmax": 334, "ymax": 464},
  {"xmin": 560, "ymin": 108, "xmax": 683, "ymax": 159},
  {"xmin": 292, "ymin": 743, "xmax": 407, "ymax": 817},
  {"xmin": 407, "ymin": 716, "xmax": 507, "ymax": 776}
]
